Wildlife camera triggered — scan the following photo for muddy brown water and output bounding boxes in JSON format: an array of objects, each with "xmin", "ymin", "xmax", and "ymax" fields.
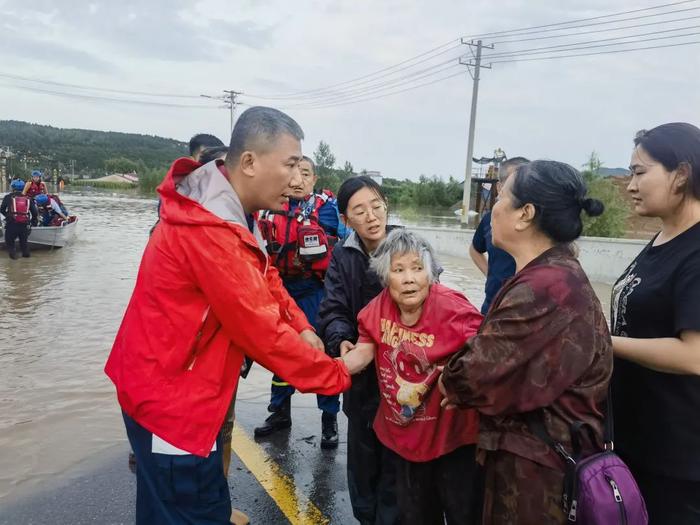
[{"xmin": 0, "ymin": 190, "xmax": 612, "ymax": 502}]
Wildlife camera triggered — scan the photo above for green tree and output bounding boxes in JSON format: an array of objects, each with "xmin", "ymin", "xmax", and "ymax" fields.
[
  {"xmin": 340, "ymin": 161, "xmax": 355, "ymax": 180},
  {"xmin": 6, "ymin": 156, "xmax": 30, "ymax": 180},
  {"xmin": 105, "ymin": 157, "xmax": 140, "ymax": 174},
  {"xmin": 313, "ymin": 140, "xmax": 341, "ymax": 192},
  {"xmin": 581, "ymin": 152, "xmax": 628, "ymax": 238},
  {"xmin": 139, "ymin": 166, "xmax": 167, "ymax": 193}
]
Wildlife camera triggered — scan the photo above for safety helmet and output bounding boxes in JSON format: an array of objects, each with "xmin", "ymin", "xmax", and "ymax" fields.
[
  {"xmin": 35, "ymin": 194, "xmax": 49, "ymax": 205},
  {"xmin": 11, "ymin": 180, "xmax": 25, "ymax": 191},
  {"xmin": 31, "ymin": 170, "xmax": 42, "ymax": 179}
]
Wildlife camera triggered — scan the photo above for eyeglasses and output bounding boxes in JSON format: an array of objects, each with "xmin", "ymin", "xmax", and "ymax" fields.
[{"xmin": 347, "ymin": 203, "xmax": 387, "ymax": 222}]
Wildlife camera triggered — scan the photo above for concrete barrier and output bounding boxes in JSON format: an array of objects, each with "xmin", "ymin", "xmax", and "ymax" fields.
[{"xmin": 406, "ymin": 225, "xmax": 649, "ymax": 284}]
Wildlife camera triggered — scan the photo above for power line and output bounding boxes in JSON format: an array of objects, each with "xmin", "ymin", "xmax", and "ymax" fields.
[
  {"xmin": 244, "ymin": 41, "xmax": 463, "ymax": 99},
  {"xmin": 470, "ymin": 5, "xmax": 700, "ymax": 41},
  {"xmin": 492, "ymin": 14, "xmax": 700, "ymax": 44},
  {"xmin": 281, "ymin": 63, "xmax": 464, "ymax": 109},
  {"xmin": 0, "ymin": 71, "xmax": 202, "ymax": 99},
  {"xmin": 281, "ymin": 70, "xmax": 467, "ymax": 111},
  {"xmin": 0, "ymin": 83, "xmax": 221, "ymax": 108},
  {"xmin": 245, "ymin": 1, "xmax": 698, "ymax": 100},
  {"xmin": 265, "ymin": 58, "xmax": 463, "ymax": 105},
  {"xmin": 465, "ymin": 0, "xmax": 698, "ymax": 38},
  {"xmin": 482, "ymin": 28, "xmax": 700, "ymax": 60},
  {"xmin": 487, "ymin": 38, "xmax": 700, "ymax": 64}
]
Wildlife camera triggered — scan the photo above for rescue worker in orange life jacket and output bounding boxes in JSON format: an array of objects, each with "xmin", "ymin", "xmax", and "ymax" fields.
[
  {"xmin": 255, "ymin": 155, "xmax": 347, "ymax": 448},
  {"xmin": 1, "ymin": 179, "xmax": 38, "ymax": 259}
]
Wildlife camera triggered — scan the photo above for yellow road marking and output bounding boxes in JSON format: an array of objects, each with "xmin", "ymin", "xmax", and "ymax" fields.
[{"xmin": 231, "ymin": 423, "xmax": 330, "ymax": 525}]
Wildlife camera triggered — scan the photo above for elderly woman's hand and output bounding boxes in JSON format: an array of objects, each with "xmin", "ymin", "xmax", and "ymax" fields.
[
  {"xmin": 340, "ymin": 342, "xmax": 376, "ymax": 375},
  {"xmin": 339, "ymin": 340, "xmax": 355, "ymax": 357}
]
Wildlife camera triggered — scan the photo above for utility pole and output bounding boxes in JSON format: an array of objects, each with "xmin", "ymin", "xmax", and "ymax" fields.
[
  {"xmin": 460, "ymin": 39, "xmax": 493, "ymax": 224},
  {"xmin": 201, "ymin": 90, "xmax": 243, "ymax": 133}
]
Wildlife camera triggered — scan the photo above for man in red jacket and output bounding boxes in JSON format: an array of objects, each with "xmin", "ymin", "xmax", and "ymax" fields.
[{"xmin": 105, "ymin": 106, "xmax": 351, "ymax": 524}]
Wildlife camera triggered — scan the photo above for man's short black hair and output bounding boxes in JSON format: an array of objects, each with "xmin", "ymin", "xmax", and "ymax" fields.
[{"xmin": 189, "ymin": 134, "xmax": 225, "ymax": 156}]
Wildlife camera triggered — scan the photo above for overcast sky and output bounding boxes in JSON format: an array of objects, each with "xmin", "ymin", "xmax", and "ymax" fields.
[{"xmin": 1, "ymin": 0, "xmax": 698, "ymax": 179}]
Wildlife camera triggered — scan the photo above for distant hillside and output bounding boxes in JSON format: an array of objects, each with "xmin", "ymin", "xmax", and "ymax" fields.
[
  {"xmin": 598, "ymin": 167, "xmax": 629, "ymax": 177},
  {"xmin": 0, "ymin": 120, "xmax": 187, "ymax": 172}
]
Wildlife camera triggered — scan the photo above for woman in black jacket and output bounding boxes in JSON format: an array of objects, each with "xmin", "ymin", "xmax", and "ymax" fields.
[{"xmin": 318, "ymin": 176, "xmax": 399, "ymax": 525}]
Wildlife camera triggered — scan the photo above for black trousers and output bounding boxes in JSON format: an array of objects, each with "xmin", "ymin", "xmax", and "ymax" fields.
[
  {"xmin": 632, "ymin": 468, "xmax": 700, "ymax": 525},
  {"xmin": 346, "ymin": 416, "xmax": 400, "ymax": 525},
  {"xmin": 4, "ymin": 222, "xmax": 30, "ymax": 256},
  {"xmin": 395, "ymin": 444, "xmax": 483, "ymax": 525}
]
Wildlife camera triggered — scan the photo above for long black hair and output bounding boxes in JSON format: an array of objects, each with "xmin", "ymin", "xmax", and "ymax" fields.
[{"xmin": 510, "ymin": 160, "xmax": 604, "ymax": 243}]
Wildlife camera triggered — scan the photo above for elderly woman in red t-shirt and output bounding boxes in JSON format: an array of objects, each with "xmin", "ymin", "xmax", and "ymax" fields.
[{"xmin": 341, "ymin": 229, "xmax": 484, "ymax": 525}]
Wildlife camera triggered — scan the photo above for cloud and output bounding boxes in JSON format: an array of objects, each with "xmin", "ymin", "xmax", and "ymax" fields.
[
  {"xmin": 0, "ymin": 0, "xmax": 698, "ymax": 180},
  {"xmin": 0, "ymin": 29, "xmax": 115, "ymax": 74},
  {"xmin": 2, "ymin": 0, "xmax": 274, "ymax": 65}
]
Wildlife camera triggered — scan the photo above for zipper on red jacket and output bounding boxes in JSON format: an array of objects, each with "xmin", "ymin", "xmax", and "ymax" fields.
[{"xmin": 187, "ymin": 306, "xmax": 210, "ymax": 371}]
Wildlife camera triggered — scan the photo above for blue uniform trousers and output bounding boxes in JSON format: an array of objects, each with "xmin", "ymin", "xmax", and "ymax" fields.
[{"xmin": 269, "ymin": 277, "xmax": 340, "ymax": 415}]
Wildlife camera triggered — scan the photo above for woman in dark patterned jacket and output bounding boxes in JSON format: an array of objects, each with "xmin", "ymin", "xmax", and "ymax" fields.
[{"xmin": 439, "ymin": 160, "xmax": 613, "ymax": 524}]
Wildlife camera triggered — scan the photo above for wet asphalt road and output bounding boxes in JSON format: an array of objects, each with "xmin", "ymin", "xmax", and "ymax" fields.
[{"xmin": 0, "ymin": 368, "xmax": 356, "ymax": 525}]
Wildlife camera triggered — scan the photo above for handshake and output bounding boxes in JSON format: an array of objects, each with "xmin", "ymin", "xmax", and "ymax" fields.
[
  {"xmin": 298, "ymin": 330, "xmax": 374, "ymax": 376},
  {"xmin": 338, "ymin": 340, "xmax": 375, "ymax": 375}
]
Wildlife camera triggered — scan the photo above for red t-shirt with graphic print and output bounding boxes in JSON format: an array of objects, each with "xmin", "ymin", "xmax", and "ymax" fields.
[{"xmin": 357, "ymin": 283, "xmax": 483, "ymax": 462}]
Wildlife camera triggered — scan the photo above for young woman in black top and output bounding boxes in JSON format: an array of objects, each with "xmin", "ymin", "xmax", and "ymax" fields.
[{"xmin": 611, "ymin": 122, "xmax": 700, "ymax": 524}]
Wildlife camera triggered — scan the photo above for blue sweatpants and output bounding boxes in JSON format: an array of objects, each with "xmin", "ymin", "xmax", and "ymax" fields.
[
  {"xmin": 123, "ymin": 412, "xmax": 231, "ymax": 525},
  {"xmin": 269, "ymin": 277, "xmax": 340, "ymax": 415}
]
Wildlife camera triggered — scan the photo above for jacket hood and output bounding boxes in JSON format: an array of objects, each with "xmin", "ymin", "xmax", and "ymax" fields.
[
  {"xmin": 343, "ymin": 224, "xmax": 401, "ymax": 255},
  {"xmin": 158, "ymin": 157, "xmax": 266, "ymax": 252}
]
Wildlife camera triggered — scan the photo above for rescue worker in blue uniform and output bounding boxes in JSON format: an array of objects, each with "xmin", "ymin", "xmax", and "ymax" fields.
[{"xmin": 255, "ymin": 156, "xmax": 345, "ymax": 448}]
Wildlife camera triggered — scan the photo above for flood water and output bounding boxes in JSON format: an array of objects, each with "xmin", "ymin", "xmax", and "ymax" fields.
[{"xmin": 0, "ymin": 191, "xmax": 611, "ymax": 503}]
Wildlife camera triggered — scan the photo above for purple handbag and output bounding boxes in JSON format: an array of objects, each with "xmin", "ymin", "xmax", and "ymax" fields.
[{"xmin": 527, "ymin": 396, "xmax": 648, "ymax": 524}]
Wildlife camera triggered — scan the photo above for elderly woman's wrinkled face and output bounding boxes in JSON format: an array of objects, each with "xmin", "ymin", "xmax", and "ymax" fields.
[{"xmin": 387, "ymin": 252, "xmax": 430, "ymax": 311}]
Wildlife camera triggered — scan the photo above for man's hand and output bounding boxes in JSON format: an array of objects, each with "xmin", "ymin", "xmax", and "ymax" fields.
[
  {"xmin": 300, "ymin": 329, "xmax": 324, "ymax": 351},
  {"xmin": 339, "ymin": 340, "xmax": 355, "ymax": 357}
]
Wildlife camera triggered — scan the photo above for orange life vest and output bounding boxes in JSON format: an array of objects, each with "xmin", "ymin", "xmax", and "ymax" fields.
[
  {"xmin": 25, "ymin": 181, "xmax": 47, "ymax": 198},
  {"xmin": 9, "ymin": 195, "xmax": 31, "ymax": 224},
  {"xmin": 258, "ymin": 191, "xmax": 337, "ymax": 279}
]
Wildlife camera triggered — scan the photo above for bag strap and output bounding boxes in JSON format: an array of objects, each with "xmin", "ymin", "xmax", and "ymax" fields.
[
  {"xmin": 525, "ymin": 411, "xmax": 577, "ymax": 465},
  {"xmin": 603, "ymin": 383, "xmax": 614, "ymax": 448}
]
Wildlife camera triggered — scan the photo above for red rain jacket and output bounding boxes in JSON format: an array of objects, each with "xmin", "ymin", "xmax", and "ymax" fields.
[{"xmin": 105, "ymin": 158, "xmax": 351, "ymax": 456}]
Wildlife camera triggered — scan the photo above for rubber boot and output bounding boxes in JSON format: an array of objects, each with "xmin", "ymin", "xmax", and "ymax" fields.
[
  {"xmin": 320, "ymin": 412, "xmax": 338, "ymax": 449},
  {"xmin": 254, "ymin": 397, "xmax": 291, "ymax": 437}
]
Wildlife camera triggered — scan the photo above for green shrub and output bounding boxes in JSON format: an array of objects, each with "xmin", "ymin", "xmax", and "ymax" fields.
[{"xmin": 581, "ymin": 153, "xmax": 628, "ymax": 238}]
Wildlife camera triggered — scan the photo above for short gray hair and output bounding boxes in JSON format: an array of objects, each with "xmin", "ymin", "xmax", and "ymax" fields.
[
  {"xmin": 227, "ymin": 106, "xmax": 304, "ymax": 164},
  {"xmin": 498, "ymin": 156, "xmax": 530, "ymax": 183},
  {"xmin": 301, "ymin": 155, "xmax": 316, "ymax": 174},
  {"xmin": 370, "ymin": 229, "xmax": 441, "ymax": 287}
]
